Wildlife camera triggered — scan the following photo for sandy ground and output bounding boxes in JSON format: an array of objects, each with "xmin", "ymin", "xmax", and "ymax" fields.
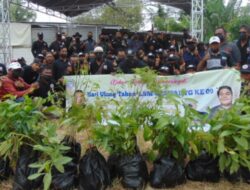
[{"xmin": 1, "ymin": 179, "xmax": 249, "ymax": 190}]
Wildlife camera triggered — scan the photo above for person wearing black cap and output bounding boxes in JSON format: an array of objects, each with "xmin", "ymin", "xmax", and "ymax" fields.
[
  {"xmin": 31, "ymin": 32, "xmax": 48, "ymax": 58},
  {"xmin": 185, "ymin": 64, "xmax": 197, "ymax": 74},
  {"xmin": 22, "ymin": 58, "xmax": 41, "ymax": 84},
  {"xmin": 49, "ymin": 32, "xmax": 64, "ymax": 60},
  {"xmin": 158, "ymin": 65, "xmax": 171, "ymax": 76},
  {"xmin": 240, "ymin": 63, "xmax": 250, "ymax": 96},
  {"xmin": 119, "ymin": 49, "xmax": 146, "ymax": 74},
  {"xmin": 183, "ymin": 37, "xmax": 201, "ymax": 69},
  {"xmin": 146, "ymin": 52, "xmax": 156, "ymax": 69},
  {"xmin": 166, "ymin": 54, "xmax": 181, "ymax": 75},
  {"xmin": 68, "ymin": 32, "xmax": 83, "ymax": 56}
]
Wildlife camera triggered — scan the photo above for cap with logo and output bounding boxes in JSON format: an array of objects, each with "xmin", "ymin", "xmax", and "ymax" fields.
[
  {"xmin": 147, "ymin": 52, "xmax": 155, "ymax": 58},
  {"xmin": 241, "ymin": 64, "xmax": 250, "ymax": 74},
  {"xmin": 209, "ymin": 36, "xmax": 220, "ymax": 44}
]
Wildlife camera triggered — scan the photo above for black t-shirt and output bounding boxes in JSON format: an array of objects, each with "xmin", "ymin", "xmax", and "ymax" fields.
[
  {"xmin": 31, "ymin": 40, "xmax": 48, "ymax": 57},
  {"xmin": 53, "ymin": 58, "xmax": 70, "ymax": 81},
  {"xmin": 119, "ymin": 58, "xmax": 147, "ymax": 74},
  {"xmin": 22, "ymin": 65, "xmax": 39, "ymax": 84},
  {"xmin": 33, "ymin": 77, "xmax": 56, "ymax": 98},
  {"xmin": 236, "ymin": 39, "xmax": 250, "ymax": 65},
  {"xmin": 0, "ymin": 63, "xmax": 7, "ymax": 76},
  {"xmin": 90, "ymin": 59, "xmax": 114, "ymax": 74}
]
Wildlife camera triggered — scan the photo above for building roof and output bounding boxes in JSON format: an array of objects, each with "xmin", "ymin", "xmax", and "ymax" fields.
[{"xmin": 28, "ymin": 0, "xmax": 191, "ymax": 17}]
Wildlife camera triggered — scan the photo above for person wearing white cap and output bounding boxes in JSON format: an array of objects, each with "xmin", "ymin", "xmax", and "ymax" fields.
[
  {"xmin": 197, "ymin": 36, "xmax": 233, "ymax": 71},
  {"xmin": 90, "ymin": 46, "xmax": 114, "ymax": 74},
  {"xmin": 0, "ymin": 62, "xmax": 39, "ymax": 101}
]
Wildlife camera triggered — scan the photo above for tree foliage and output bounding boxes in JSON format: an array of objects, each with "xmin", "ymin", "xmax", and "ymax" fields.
[
  {"xmin": 75, "ymin": 0, "xmax": 143, "ymax": 31},
  {"xmin": 153, "ymin": 5, "xmax": 190, "ymax": 32},
  {"xmin": 10, "ymin": 0, "xmax": 36, "ymax": 22},
  {"xmin": 203, "ymin": 0, "xmax": 249, "ymax": 41}
]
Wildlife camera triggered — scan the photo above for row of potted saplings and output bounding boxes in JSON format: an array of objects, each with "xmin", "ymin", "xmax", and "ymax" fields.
[{"xmin": 0, "ymin": 134, "xmax": 249, "ymax": 189}]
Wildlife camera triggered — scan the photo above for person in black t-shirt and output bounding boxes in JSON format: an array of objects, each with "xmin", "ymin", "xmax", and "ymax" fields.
[
  {"xmin": 31, "ymin": 32, "xmax": 48, "ymax": 58},
  {"xmin": 0, "ymin": 63, "xmax": 7, "ymax": 76},
  {"xmin": 53, "ymin": 47, "xmax": 70, "ymax": 81},
  {"xmin": 22, "ymin": 58, "xmax": 41, "ymax": 84},
  {"xmin": 90, "ymin": 46, "xmax": 114, "ymax": 74},
  {"xmin": 198, "ymin": 36, "xmax": 232, "ymax": 71},
  {"xmin": 236, "ymin": 25, "xmax": 250, "ymax": 66},
  {"xmin": 49, "ymin": 32, "xmax": 65, "ymax": 60}
]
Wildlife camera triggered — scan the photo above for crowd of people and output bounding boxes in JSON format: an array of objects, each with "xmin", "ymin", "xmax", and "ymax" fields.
[{"xmin": 0, "ymin": 25, "xmax": 250, "ymax": 102}]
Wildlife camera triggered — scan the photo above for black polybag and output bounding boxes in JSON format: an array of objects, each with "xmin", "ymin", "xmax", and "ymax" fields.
[
  {"xmin": 115, "ymin": 153, "xmax": 148, "ymax": 189},
  {"xmin": 107, "ymin": 154, "xmax": 120, "ymax": 181},
  {"xmin": 241, "ymin": 167, "xmax": 250, "ymax": 184},
  {"xmin": 186, "ymin": 152, "xmax": 220, "ymax": 182},
  {"xmin": 0, "ymin": 157, "xmax": 12, "ymax": 181},
  {"xmin": 79, "ymin": 147, "xmax": 110, "ymax": 190},
  {"xmin": 224, "ymin": 170, "xmax": 240, "ymax": 183},
  {"xmin": 150, "ymin": 156, "xmax": 186, "ymax": 188},
  {"xmin": 13, "ymin": 145, "xmax": 42, "ymax": 190},
  {"xmin": 52, "ymin": 136, "xmax": 81, "ymax": 190}
]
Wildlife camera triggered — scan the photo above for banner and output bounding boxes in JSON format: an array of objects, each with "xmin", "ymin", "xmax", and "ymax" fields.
[{"xmin": 65, "ymin": 69, "xmax": 241, "ymax": 112}]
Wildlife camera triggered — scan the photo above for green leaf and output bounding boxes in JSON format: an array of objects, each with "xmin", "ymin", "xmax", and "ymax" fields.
[
  {"xmin": 29, "ymin": 163, "xmax": 43, "ymax": 168},
  {"xmin": 172, "ymin": 150, "xmax": 178, "ymax": 159},
  {"xmin": 143, "ymin": 126, "xmax": 152, "ymax": 141},
  {"xmin": 54, "ymin": 162, "xmax": 64, "ymax": 173},
  {"xmin": 189, "ymin": 141, "xmax": 198, "ymax": 155},
  {"xmin": 43, "ymin": 173, "xmax": 52, "ymax": 190},
  {"xmin": 218, "ymin": 138, "xmax": 225, "ymax": 153},
  {"xmin": 220, "ymin": 130, "xmax": 234, "ymax": 137},
  {"xmin": 176, "ymin": 135, "xmax": 184, "ymax": 146},
  {"xmin": 58, "ymin": 156, "xmax": 72, "ymax": 165},
  {"xmin": 28, "ymin": 173, "xmax": 43, "ymax": 180},
  {"xmin": 211, "ymin": 124, "xmax": 223, "ymax": 131},
  {"xmin": 233, "ymin": 136, "xmax": 248, "ymax": 150},
  {"xmin": 219, "ymin": 154, "xmax": 226, "ymax": 172}
]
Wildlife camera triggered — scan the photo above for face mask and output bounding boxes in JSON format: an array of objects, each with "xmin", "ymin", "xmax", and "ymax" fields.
[
  {"xmin": 42, "ymin": 75, "xmax": 53, "ymax": 82},
  {"xmin": 188, "ymin": 44, "xmax": 196, "ymax": 52},
  {"xmin": 211, "ymin": 48, "xmax": 219, "ymax": 54},
  {"xmin": 88, "ymin": 35, "xmax": 92, "ymax": 39},
  {"xmin": 147, "ymin": 59, "xmax": 155, "ymax": 67},
  {"xmin": 240, "ymin": 32, "xmax": 248, "ymax": 41},
  {"xmin": 216, "ymin": 34, "xmax": 225, "ymax": 42},
  {"xmin": 12, "ymin": 69, "xmax": 22, "ymax": 79},
  {"xmin": 96, "ymin": 54, "xmax": 103, "ymax": 61}
]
